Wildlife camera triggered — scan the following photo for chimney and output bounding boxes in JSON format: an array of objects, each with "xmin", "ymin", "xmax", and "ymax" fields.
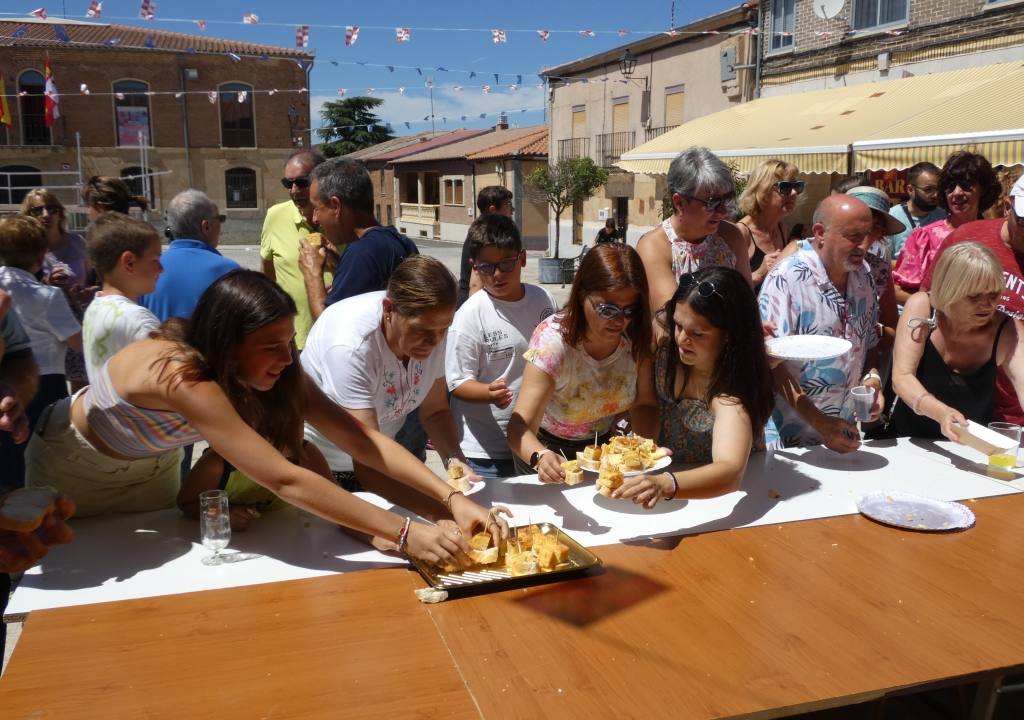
[{"xmin": 496, "ymin": 112, "xmax": 509, "ymax": 130}]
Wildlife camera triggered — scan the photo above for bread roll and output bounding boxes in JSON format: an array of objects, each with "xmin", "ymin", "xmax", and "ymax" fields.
[{"xmin": 0, "ymin": 487, "xmax": 57, "ymax": 532}]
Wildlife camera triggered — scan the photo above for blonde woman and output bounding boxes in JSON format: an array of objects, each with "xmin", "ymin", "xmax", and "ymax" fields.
[
  {"xmin": 887, "ymin": 242, "xmax": 1024, "ymax": 440},
  {"xmin": 736, "ymin": 159, "xmax": 802, "ymax": 289}
]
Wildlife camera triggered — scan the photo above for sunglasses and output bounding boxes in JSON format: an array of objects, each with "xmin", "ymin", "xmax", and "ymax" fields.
[
  {"xmin": 28, "ymin": 205, "xmax": 61, "ymax": 216},
  {"xmin": 774, "ymin": 180, "xmax": 805, "ymax": 195},
  {"xmin": 679, "ymin": 273, "xmax": 724, "ymax": 300},
  {"xmin": 679, "ymin": 193, "xmax": 735, "ymax": 213},
  {"xmin": 211, "ymin": 214, "xmax": 227, "ymax": 223},
  {"xmin": 281, "ymin": 176, "xmax": 311, "ymax": 190},
  {"xmin": 589, "ymin": 298, "xmax": 641, "ymax": 321},
  {"xmin": 473, "ymin": 253, "xmax": 522, "ymax": 276}
]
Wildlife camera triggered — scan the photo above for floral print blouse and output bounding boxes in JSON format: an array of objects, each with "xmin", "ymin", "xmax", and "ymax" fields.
[
  {"xmin": 661, "ymin": 217, "xmax": 736, "ymax": 280},
  {"xmin": 523, "ymin": 313, "xmax": 636, "ymax": 441}
]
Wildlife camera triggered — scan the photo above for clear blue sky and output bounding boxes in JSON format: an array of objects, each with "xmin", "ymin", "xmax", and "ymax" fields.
[{"xmin": 12, "ymin": 0, "xmax": 741, "ymax": 134}]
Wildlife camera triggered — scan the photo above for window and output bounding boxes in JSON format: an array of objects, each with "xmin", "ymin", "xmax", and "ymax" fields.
[
  {"xmin": 120, "ymin": 166, "xmax": 153, "ymax": 204},
  {"xmin": 664, "ymin": 85, "xmax": 685, "ymax": 126},
  {"xmin": 113, "ymin": 80, "xmax": 152, "ymax": 146},
  {"xmin": 611, "ymin": 97, "xmax": 629, "ymax": 134},
  {"xmin": 18, "ymin": 70, "xmax": 48, "ymax": 145},
  {"xmin": 379, "ymin": 169, "xmax": 387, "ymax": 196},
  {"xmin": 853, "ymin": 0, "xmax": 908, "ymax": 30},
  {"xmin": 219, "ymin": 82, "xmax": 255, "ymax": 148},
  {"xmin": 0, "ymin": 165, "xmax": 41, "ymax": 204},
  {"xmin": 571, "ymin": 105, "xmax": 586, "ymax": 138},
  {"xmin": 443, "ymin": 177, "xmax": 464, "ymax": 206},
  {"xmin": 771, "ymin": 0, "xmax": 795, "ymax": 51},
  {"xmin": 225, "ymin": 167, "xmax": 257, "ymax": 208}
]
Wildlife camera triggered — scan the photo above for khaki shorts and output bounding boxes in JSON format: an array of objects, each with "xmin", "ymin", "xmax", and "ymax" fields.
[{"xmin": 26, "ymin": 394, "xmax": 183, "ymax": 517}]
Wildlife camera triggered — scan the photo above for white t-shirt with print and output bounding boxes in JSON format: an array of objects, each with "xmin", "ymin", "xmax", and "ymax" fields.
[
  {"xmin": 0, "ymin": 266, "xmax": 80, "ymax": 375},
  {"xmin": 302, "ymin": 290, "xmax": 447, "ymax": 472},
  {"xmin": 82, "ymin": 293, "xmax": 161, "ymax": 382},
  {"xmin": 446, "ymin": 284, "xmax": 557, "ymax": 459}
]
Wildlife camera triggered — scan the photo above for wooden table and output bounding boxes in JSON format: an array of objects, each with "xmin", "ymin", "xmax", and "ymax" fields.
[{"xmin": 4, "ymin": 494, "xmax": 1024, "ymax": 719}]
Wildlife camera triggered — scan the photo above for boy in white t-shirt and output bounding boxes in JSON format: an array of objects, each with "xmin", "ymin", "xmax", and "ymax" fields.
[
  {"xmin": 82, "ymin": 213, "xmax": 163, "ymax": 382},
  {"xmin": 446, "ymin": 214, "xmax": 557, "ymax": 479}
]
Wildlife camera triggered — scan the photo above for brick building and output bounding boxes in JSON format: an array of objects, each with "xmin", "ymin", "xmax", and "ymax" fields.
[
  {"xmin": 342, "ymin": 131, "xmax": 440, "ymax": 228},
  {"xmin": 0, "ymin": 17, "xmax": 312, "ymax": 243}
]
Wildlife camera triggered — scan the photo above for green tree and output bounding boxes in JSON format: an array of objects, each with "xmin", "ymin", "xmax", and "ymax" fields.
[
  {"xmin": 317, "ymin": 97, "xmax": 395, "ymax": 157},
  {"xmin": 526, "ymin": 157, "xmax": 609, "ymax": 259}
]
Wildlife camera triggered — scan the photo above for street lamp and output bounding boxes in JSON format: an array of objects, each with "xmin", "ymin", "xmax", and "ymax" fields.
[{"xmin": 618, "ymin": 49, "xmax": 649, "ymax": 90}]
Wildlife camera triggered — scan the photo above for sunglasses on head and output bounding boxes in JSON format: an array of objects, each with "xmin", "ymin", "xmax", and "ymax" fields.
[
  {"xmin": 28, "ymin": 204, "xmax": 61, "ymax": 216},
  {"xmin": 774, "ymin": 180, "xmax": 805, "ymax": 195},
  {"xmin": 589, "ymin": 298, "xmax": 641, "ymax": 320},
  {"xmin": 281, "ymin": 176, "xmax": 311, "ymax": 190},
  {"xmin": 473, "ymin": 253, "xmax": 522, "ymax": 276},
  {"xmin": 678, "ymin": 273, "xmax": 723, "ymax": 300},
  {"xmin": 679, "ymin": 192, "xmax": 735, "ymax": 213}
]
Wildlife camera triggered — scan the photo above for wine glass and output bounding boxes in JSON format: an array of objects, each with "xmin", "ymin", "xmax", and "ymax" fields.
[{"xmin": 199, "ymin": 489, "xmax": 231, "ymax": 566}]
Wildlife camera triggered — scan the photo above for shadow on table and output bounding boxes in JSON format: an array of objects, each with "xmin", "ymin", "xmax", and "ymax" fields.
[
  {"xmin": 775, "ymin": 441, "xmax": 892, "ymax": 472},
  {"xmin": 907, "ymin": 437, "xmax": 1024, "ymax": 482},
  {"xmin": 487, "ymin": 481, "xmax": 612, "ymax": 537},
  {"xmin": 513, "ymin": 565, "xmax": 667, "ymax": 627},
  {"xmin": 619, "ymin": 454, "xmax": 821, "ymax": 547}
]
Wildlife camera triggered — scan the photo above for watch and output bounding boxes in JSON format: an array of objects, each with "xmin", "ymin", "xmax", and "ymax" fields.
[{"xmin": 529, "ymin": 449, "xmax": 549, "ymax": 468}]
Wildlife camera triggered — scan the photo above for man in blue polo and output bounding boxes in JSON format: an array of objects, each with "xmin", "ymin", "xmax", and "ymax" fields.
[{"xmin": 140, "ymin": 189, "xmax": 239, "ymax": 321}]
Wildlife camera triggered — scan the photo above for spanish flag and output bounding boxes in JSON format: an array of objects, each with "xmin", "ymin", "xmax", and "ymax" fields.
[
  {"xmin": 0, "ymin": 72, "xmax": 11, "ymax": 127},
  {"xmin": 44, "ymin": 53, "xmax": 59, "ymax": 127}
]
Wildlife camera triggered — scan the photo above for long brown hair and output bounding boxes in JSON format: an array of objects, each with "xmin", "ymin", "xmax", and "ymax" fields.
[
  {"xmin": 560, "ymin": 243, "xmax": 651, "ymax": 359},
  {"xmin": 20, "ymin": 188, "xmax": 68, "ymax": 234},
  {"xmin": 151, "ymin": 270, "xmax": 304, "ymax": 457},
  {"xmin": 82, "ymin": 175, "xmax": 149, "ymax": 214}
]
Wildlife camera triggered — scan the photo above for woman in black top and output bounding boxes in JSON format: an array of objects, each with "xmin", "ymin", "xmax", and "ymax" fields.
[
  {"xmin": 735, "ymin": 159, "xmax": 802, "ymax": 291},
  {"xmin": 888, "ymin": 242, "xmax": 1024, "ymax": 440}
]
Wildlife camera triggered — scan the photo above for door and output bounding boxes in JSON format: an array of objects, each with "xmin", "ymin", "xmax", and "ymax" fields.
[
  {"xmin": 616, "ymin": 197, "xmax": 629, "ymax": 242},
  {"xmin": 572, "ymin": 199, "xmax": 584, "ymax": 245}
]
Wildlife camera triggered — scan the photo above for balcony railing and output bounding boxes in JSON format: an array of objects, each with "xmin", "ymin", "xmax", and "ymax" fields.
[
  {"xmin": 596, "ymin": 131, "xmax": 636, "ymax": 168},
  {"xmin": 399, "ymin": 202, "xmax": 439, "ymax": 224},
  {"xmin": 557, "ymin": 137, "xmax": 590, "ymax": 161},
  {"xmin": 645, "ymin": 125, "xmax": 678, "ymax": 142}
]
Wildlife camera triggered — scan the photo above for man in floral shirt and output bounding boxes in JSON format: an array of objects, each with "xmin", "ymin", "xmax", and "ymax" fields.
[{"xmin": 759, "ymin": 195, "xmax": 885, "ymax": 452}]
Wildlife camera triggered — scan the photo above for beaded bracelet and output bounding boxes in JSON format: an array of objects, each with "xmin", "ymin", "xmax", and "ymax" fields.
[
  {"xmin": 444, "ymin": 489, "xmax": 464, "ymax": 512},
  {"xmin": 912, "ymin": 390, "xmax": 932, "ymax": 415},
  {"xmin": 396, "ymin": 516, "xmax": 412, "ymax": 554},
  {"xmin": 663, "ymin": 472, "xmax": 678, "ymax": 501}
]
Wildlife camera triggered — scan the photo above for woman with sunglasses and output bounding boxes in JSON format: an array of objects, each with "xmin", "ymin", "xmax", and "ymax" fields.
[
  {"xmin": 20, "ymin": 189, "xmax": 95, "ymax": 392},
  {"xmin": 736, "ymin": 160, "xmax": 803, "ymax": 291},
  {"xmin": 893, "ymin": 151, "xmax": 1001, "ymax": 305},
  {"xmin": 617, "ymin": 267, "xmax": 774, "ymax": 508},
  {"xmin": 637, "ymin": 147, "xmax": 752, "ymax": 316},
  {"xmin": 508, "ymin": 244, "xmax": 654, "ymax": 483}
]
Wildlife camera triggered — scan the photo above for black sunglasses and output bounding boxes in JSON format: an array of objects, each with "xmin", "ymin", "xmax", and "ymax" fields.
[
  {"xmin": 211, "ymin": 214, "xmax": 227, "ymax": 223},
  {"xmin": 774, "ymin": 180, "xmax": 805, "ymax": 195},
  {"xmin": 28, "ymin": 205, "xmax": 61, "ymax": 216},
  {"xmin": 679, "ymin": 273, "xmax": 724, "ymax": 300},
  {"xmin": 281, "ymin": 176, "xmax": 311, "ymax": 190},
  {"xmin": 473, "ymin": 253, "xmax": 522, "ymax": 276},
  {"xmin": 679, "ymin": 192, "xmax": 735, "ymax": 213},
  {"xmin": 589, "ymin": 298, "xmax": 641, "ymax": 320}
]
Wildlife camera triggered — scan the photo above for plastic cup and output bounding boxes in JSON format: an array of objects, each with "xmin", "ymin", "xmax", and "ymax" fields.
[
  {"xmin": 849, "ymin": 385, "xmax": 875, "ymax": 422},
  {"xmin": 986, "ymin": 422, "xmax": 1021, "ymax": 469}
]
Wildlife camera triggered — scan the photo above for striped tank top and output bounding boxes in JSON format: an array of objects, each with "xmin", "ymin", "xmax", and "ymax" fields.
[{"xmin": 83, "ymin": 360, "xmax": 202, "ymax": 458}]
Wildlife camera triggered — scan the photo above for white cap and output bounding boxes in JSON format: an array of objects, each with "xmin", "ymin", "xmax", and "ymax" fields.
[{"xmin": 1012, "ymin": 174, "xmax": 1024, "ymax": 217}]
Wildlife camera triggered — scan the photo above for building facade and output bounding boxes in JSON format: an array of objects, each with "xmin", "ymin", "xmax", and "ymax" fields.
[
  {"xmin": 0, "ymin": 17, "xmax": 312, "ymax": 243},
  {"xmin": 540, "ymin": 4, "xmax": 758, "ymax": 256}
]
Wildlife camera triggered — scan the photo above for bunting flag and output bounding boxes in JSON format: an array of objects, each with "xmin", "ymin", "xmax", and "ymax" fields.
[
  {"xmin": 493, "ymin": 73, "xmax": 499, "ymax": 83},
  {"xmin": 460, "ymin": 115, "xmax": 466, "ymax": 121},
  {"xmin": 12, "ymin": 25, "xmax": 28, "ymax": 39},
  {"xmin": 0, "ymin": 73, "xmax": 12, "ymax": 127},
  {"xmin": 115, "ymin": 91, "xmax": 124, "ymax": 100},
  {"xmin": 367, "ymin": 87, "xmax": 374, "ymax": 93},
  {"xmin": 491, "ymin": 29, "xmax": 506, "ymax": 44},
  {"xmin": 227, "ymin": 52, "xmax": 241, "ymax": 62},
  {"xmin": 453, "ymin": 85, "xmax": 463, "ymax": 92},
  {"xmin": 337, "ymin": 88, "xmax": 346, "ymax": 97},
  {"xmin": 43, "ymin": 54, "xmax": 59, "ymax": 127},
  {"xmin": 195, "ymin": 19, "xmax": 206, "ymax": 31},
  {"xmin": 395, "ymin": 27, "xmax": 411, "ymax": 43},
  {"xmin": 579, "ymin": 30, "xmax": 595, "ymax": 37},
  {"xmin": 482, "ymin": 84, "xmax": 491, "ymax": 94},
  {"xmin": 404, "ymin": 121, "xmax": 410, "ymax": 129},
  {"xmin": 237, "ymin": 90, "xmax": 248, "ymax": 103},
  {"xmin": 424, "ymin": 79, "xmax": 433, "ymax": 88},
  {"xmin": 345, "ymin": 25, "xmax": 359, "ymax": 46},
  {"xmin": 516, "ymin": 74, "xmax": 522, "ymax": 84},
  {"xmin": 139, "ymin": 0, "xmax": 155, "ymax": 20},
  {"xmin": 207, "ymin": 91, "xmax": 217, "ymax": 103},
  {"xmin": 437, "ymin": 67, "xmax": 447, "ymax": 72},
  {"xmin": 242, "ymin": 13, "xmax": 259, "ymax": 24},
  {"xmin": 537, "ymin": 30, "xmax": 549, "ymax": 42},
  {"xmin": 174, "ymin": 91, "xmax": 182, "ymax": 98},
  {"xmin": 509, "ymin": 84, "xmax": 517, "ymax": 92},
  {"xmin": 415, "ymin": 67, "xmax": 422, "ymax": 76},
  {"xmin": 86, "ymin": 0, "xmax": 101, "ymax": 18},
  {"xmin": 53, "ymin": 24, "xmax": 70, "ymax": 43},
  {"xmin": 30, "ymin": 8, "xmax": 47, "ymax": 19},
  {"xmin": 617, "ymin": 29, "xmax": 629, "ymax": 37},
  {"xmin": 269, "ymin": 89, "xmax": 277, "ymax": 95},
  {"xmin": 479, "ymin": 113, "xmax": 486, "ymax": 119},
  {"xmin": 79, "ymin": 82, "xmax": 89, "ymax": 94},
  {"xmin": 295, "ymin": 25, "xmax": 309, "ymax": 48},
  {"xmin": 398, "ymin": 87, "xmax": 405, "ymax": 95}
]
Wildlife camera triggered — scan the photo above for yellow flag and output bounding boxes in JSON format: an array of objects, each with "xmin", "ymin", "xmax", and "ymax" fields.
[{"xmin": 0, "ymin": 72, "xmax": 12, "ymax": 127}]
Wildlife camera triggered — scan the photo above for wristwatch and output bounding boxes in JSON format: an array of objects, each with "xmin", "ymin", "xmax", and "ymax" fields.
[{"xmin": 529, "ymin": 449, "xmax": 550, "ymax": 468}]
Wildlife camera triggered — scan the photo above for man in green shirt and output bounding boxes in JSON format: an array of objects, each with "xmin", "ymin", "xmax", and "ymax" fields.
[{"xmin": 260, "ymin": 150, "xmax": 330, "ymax": 349}]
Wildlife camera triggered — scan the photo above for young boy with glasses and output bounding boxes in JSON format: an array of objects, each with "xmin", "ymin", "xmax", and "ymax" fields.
[{"xmin": 445, "ymin": 215, "xmax": 556, "ymax": 479}]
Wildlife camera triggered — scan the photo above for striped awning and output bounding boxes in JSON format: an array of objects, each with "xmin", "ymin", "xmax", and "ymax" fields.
[{"xmin": 619, "ymin": 61, "xmax": 1024, "ymax": 176}]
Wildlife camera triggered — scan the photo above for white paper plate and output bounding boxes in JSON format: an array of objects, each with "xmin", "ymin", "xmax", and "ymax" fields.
[
  {"xmin": 766, "ymin": 335, "xmax": 852, "ymax": 362},
  {"xmin": 856, "ymin": 490, "xmax": 975, "ymax": 532},
  {"xmin": 581, "ymin": 455, "xmax": 671, "ymax": 477}
]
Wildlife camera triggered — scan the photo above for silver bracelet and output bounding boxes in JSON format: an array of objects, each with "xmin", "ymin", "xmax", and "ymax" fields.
[{"xmin": 662, "ymin": 472, "xmax": 678, "ymax": 500}]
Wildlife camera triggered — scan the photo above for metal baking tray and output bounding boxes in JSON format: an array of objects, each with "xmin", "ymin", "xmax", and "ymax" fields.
[{"xmin": 409, "ymin": 522, "xmax": 601, "ymax": 591}]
